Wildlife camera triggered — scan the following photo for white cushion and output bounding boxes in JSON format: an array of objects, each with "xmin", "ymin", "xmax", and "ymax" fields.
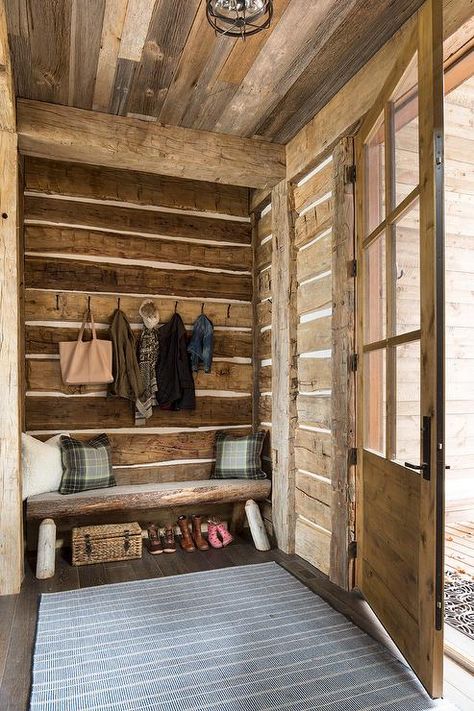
[{"xmin": 22, "ymin": 433, "xmax": 68, "ymax": 500}]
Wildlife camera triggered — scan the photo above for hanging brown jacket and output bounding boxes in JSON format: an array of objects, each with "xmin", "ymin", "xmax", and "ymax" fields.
[
  {"xmin": 156, "ymin": 313, "xmax": 195, "ymax": 410},
  {"xmin": 108, "ymin": 309, "xmax": 144, "ymax": 402}
]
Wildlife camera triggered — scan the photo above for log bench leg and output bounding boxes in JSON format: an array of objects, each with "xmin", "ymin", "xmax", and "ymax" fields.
[
  {"xmin": 230, "ymin": 502, "xmax": 246, "ymax": 534},
  {"xmin": 36, "ymin": 518, "xmax": 56, "ymax": 580},
  {"xmin": 245, "ymin": 499, "xmax": 271, "ymax": 551}
]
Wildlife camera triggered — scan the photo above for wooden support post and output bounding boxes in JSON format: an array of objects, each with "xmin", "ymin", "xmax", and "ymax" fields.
[
  {"xmin": 245, "ymin": 499, "xmax": 271, "ymax": 551},
  {"xmin": 330, "ymin": 137, "xmax": 356, "ymax": 590},
  {"xmin": 271, "ymin": 179, "xmax": 297, "ymax": 554},
  {"xmin": 230, "ymin": 502, "xmax": 246, "ymax": 535},
  {"xmin": 36, "ymin": 519, "xmax": 56, "ymax": 580},
  {"xmin": 0, "ymin": 0, "xmax": 23, "ymax": 596}
]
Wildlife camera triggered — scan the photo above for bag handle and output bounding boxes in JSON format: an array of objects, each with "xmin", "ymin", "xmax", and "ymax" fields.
[{"xmin": 77, "ymin": 309, "xmax": 98, "ymax": 343}]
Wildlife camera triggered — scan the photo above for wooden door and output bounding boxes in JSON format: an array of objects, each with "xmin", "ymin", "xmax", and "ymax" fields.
[{"xmin": 355, "ymin": 0, "xmax": 445, "ymax": 697}]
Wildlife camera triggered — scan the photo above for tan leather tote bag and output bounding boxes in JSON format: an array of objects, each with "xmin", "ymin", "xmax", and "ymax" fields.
[{"xmin": 59, "ymin": 310, "xmax": 113, "ymax": 385}]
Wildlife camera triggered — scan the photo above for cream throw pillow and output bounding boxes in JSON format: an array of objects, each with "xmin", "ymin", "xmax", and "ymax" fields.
[{"xmin": 22, "ymin": 433, "xmax": 68, "ymax": 500}]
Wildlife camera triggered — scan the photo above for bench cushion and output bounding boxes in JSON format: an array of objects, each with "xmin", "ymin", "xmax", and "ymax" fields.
[{"xmin": 26, "ymin": 479, "xmax": 272, "ymax": 521}]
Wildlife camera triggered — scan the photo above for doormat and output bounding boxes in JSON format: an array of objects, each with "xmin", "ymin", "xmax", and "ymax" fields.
[
  {"xmin": 30, "ymin": 562, "xmax": 459, "ymax": 710},
  {"xmin": 445, "ymin": 570, "xmax": 474, "ymax": 640}
]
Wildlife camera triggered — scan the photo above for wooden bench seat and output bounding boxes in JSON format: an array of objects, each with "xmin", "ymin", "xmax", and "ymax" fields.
[{"xmin": 27, "ymin": 479, "xmax": 272, "ymax": 521}]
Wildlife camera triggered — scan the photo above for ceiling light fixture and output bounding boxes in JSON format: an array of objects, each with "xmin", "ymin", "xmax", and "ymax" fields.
[{"xmin": 206, "ymin": 0, "xmax": 273, "ymax": 38}]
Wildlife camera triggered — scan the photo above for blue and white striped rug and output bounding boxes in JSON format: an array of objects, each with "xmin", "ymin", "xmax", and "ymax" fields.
[{"xmin": 30, "ymin": 562, "xmax": 457, "ymax": 710}]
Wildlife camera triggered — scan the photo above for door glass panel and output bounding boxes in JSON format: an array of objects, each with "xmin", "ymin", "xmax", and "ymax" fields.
[
  {"xmin": 364, "ymin": 349, "xmax": 386, "ymax": 455},
  {"xmin": 364, "ymin": 113, "xmax": 385, "ymax": 235},
  {"xmin": 394, "ymin": 340, "xmax": 421, "ymax": 465},
  {"xmin": 364, "ymin": 233, "xmax": 386, "ymax": 343},
  {"xmin": 395, "ymin": 199, "xmax": 420, "ymax": 335},
  {"xmin": 393, "ymin": 53, "xmax": 419, "ymax": 206}
]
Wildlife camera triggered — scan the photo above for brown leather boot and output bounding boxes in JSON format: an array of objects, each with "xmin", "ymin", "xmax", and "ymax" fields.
[
  {"xmin": 191, "ymin": 514, "xmax": 209, "ymax": 551},
  {"xmin": 177, "ymin": 516, "xmax": 195, "ymax": 552}
]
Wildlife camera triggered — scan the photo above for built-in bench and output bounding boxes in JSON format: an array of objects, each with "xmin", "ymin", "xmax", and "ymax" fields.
[{"xmin": 27, "ymin": 479, "xmax": 272, "ymax": 577}]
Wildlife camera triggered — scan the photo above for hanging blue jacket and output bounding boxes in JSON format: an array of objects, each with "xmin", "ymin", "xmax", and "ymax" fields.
[{"xmin": 187, "ymin": 314, "xmax": 214, "ymax": 373}]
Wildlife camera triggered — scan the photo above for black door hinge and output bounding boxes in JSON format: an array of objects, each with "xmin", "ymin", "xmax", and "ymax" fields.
[
  {"xmin": 348, "ymin": 541, "xmax": 357, "ymax": 559},
  {"xmin": 349, "ymin": 447, "xmax": 358, "ymax": 466},
  {"xmin": 349, "ymin": 353, "xmax": 359, "ymax": 372},
  {"xmin": 345, "ymin": 164, "xmax": 357, "ymax": 184},
  {"xmin": 350, "ymin": 259, "xmax": 357, "ymax": 278}
]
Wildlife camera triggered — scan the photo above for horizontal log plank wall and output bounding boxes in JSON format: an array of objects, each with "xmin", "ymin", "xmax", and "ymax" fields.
[
  {"xmin": 23, "ymin": 157, "xmax": 254, "ymax": 537},
  {"xmin": 252, "ymin": 199, "xmax": 273, "ymax": 536},
  {"xmin": 293, "ymin": 154, "xmax": 334, "ymax": 576}
]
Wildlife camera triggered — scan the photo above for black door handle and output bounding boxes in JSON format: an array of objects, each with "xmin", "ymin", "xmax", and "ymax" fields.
[{"xmin": 405, "ymin": 461, "xmax": 429, "ymax": 474}]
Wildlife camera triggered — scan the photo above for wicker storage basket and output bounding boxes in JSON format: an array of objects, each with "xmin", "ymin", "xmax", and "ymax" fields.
[{"xmin": 72, "ymin": 522, "xmax": 142, "ymax": 566}]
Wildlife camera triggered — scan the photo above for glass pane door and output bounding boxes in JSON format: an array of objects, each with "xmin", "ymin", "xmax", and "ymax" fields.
[{"xmin": 362, "ymin": 59, "xmax": 422, "ymax": 466}]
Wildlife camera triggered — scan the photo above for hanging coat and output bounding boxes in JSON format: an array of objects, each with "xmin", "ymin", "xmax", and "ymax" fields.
[
  {"xmin": 156, "ymin": 313, "xmax": 196, "ymax": 410},
  {"xmin": 108, "ymin": 309, "xmax": 144, "ymax": 402},
  {"xmin": 187, "ymin": 313, "xmax": 214, "ymax": 373}
]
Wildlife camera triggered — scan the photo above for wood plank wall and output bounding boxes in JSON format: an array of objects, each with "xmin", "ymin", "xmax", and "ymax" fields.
[
  {"xmin": 252, "ymin": 199, "xmax": 273, "ymax": 535},
  {"xmin": 22, "ymin": 157, "xmax": 254, "ymax": 528},
  {"xmin": 293, "ymin": 156, "xmax": 335, "ymax": 574}
]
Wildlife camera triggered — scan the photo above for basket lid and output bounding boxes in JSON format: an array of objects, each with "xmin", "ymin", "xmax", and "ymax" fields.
[{"xmin": 72, "ymin": 522, "xmax": 142, "ymax": 540}]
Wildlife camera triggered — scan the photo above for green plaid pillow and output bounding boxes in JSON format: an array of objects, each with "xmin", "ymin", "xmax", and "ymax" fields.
[
  {"xmin": 212, "ymin": 431, "xmax": 266, "ymax": 480},
  {"xmin": 59, "ymin": 434, "xmax": 116, "ymax": 495}
]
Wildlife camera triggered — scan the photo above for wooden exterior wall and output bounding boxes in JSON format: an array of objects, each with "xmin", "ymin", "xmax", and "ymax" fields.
[
  {"xmin": 442, "ymin": 73, "xmax": 474, "ymax": 520},
  {"xmin": 22, "ymin": 157, "xmax": 254, "ymax": 531}
]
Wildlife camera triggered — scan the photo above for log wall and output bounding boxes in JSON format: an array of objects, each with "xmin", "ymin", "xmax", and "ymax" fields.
[
  {"xmin": 22, "ymin": 157, "xmax": 254, "ymax": 528},
  {"xmin": 253, "ymin": 146, "xmax": 356, "ymax": 579},
  {"xmin": 293, "ymin": 156, "xmax": 335, "ymax": 574},
  {"xmin": 252, "ymin": 198, "xmax": 273, "ymax": 535}
]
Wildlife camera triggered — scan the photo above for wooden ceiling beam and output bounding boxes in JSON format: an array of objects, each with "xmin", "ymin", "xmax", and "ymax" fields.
[{"xmin": 16, "ymin": 100, "xmax": 286, "ymax": 190}]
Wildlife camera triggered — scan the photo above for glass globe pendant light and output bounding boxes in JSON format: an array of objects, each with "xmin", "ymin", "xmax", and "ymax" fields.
[{"xmin": 206, "ymin": 0, "xmax": 273, "ymax": 38}]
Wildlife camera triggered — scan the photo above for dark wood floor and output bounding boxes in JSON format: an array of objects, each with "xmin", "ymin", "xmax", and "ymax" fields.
[{"xmin": 0, "ymin": 536, "xmax": 398, "ymax": 711}]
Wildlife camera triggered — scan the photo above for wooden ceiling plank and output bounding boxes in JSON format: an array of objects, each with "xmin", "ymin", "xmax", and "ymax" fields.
[
  {"xmin": 287, "ymin": 0, "xmax": 474, "ymax": 182},
  {"xmin": 17, "ymin": 99, "xmax": 286, "ymax": 189},
  {"xmin": 214, "ymin": 0, "xmax": 359, "ymax": 137},
  {"xmin": 69, "ymin": 0, "xmax": 105, "ymax": 110},
  {"xmin": 167, "ymin": 22, "xmax": 240, "ymax": 131},
  {"xmin": 126, "ymin": 0, "xmax": 200, "ymax": 118},
  {"xmin": 6, "ymin": 0, "xmax": 72, "ymax": 105},
  {"xmin": 117, "ymin": 0, "xmax": 155, "ymax": 61},
  {"xmin": 92, "ymin": 0, "xmax": 128, "ymax": 112},
  {"xmin": 109, "ymin": 58, "xmax": 138, "ymax": 115},
  {"xmin": 0, "ymin": 0, "xmax": 15, "ymax": 130},
  {"xmin": 217, "ymin": 0, "xmax": 292, "ymax": 86},
  {"xmin": 158, "ymin": 3, "xmax": 221, "ymax": 126},
  {"xmin": 258, "ymin": 0, "xmax": 424, "ymax": 143}
]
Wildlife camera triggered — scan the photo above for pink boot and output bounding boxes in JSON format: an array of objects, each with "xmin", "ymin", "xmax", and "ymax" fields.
[
  {"xmin": 217, "ymin": 523, "xmax": 234, "ymax": 547},
  {"xmin": 207, "ymin": 520, "xmax": 223, "ymax": 549}
]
